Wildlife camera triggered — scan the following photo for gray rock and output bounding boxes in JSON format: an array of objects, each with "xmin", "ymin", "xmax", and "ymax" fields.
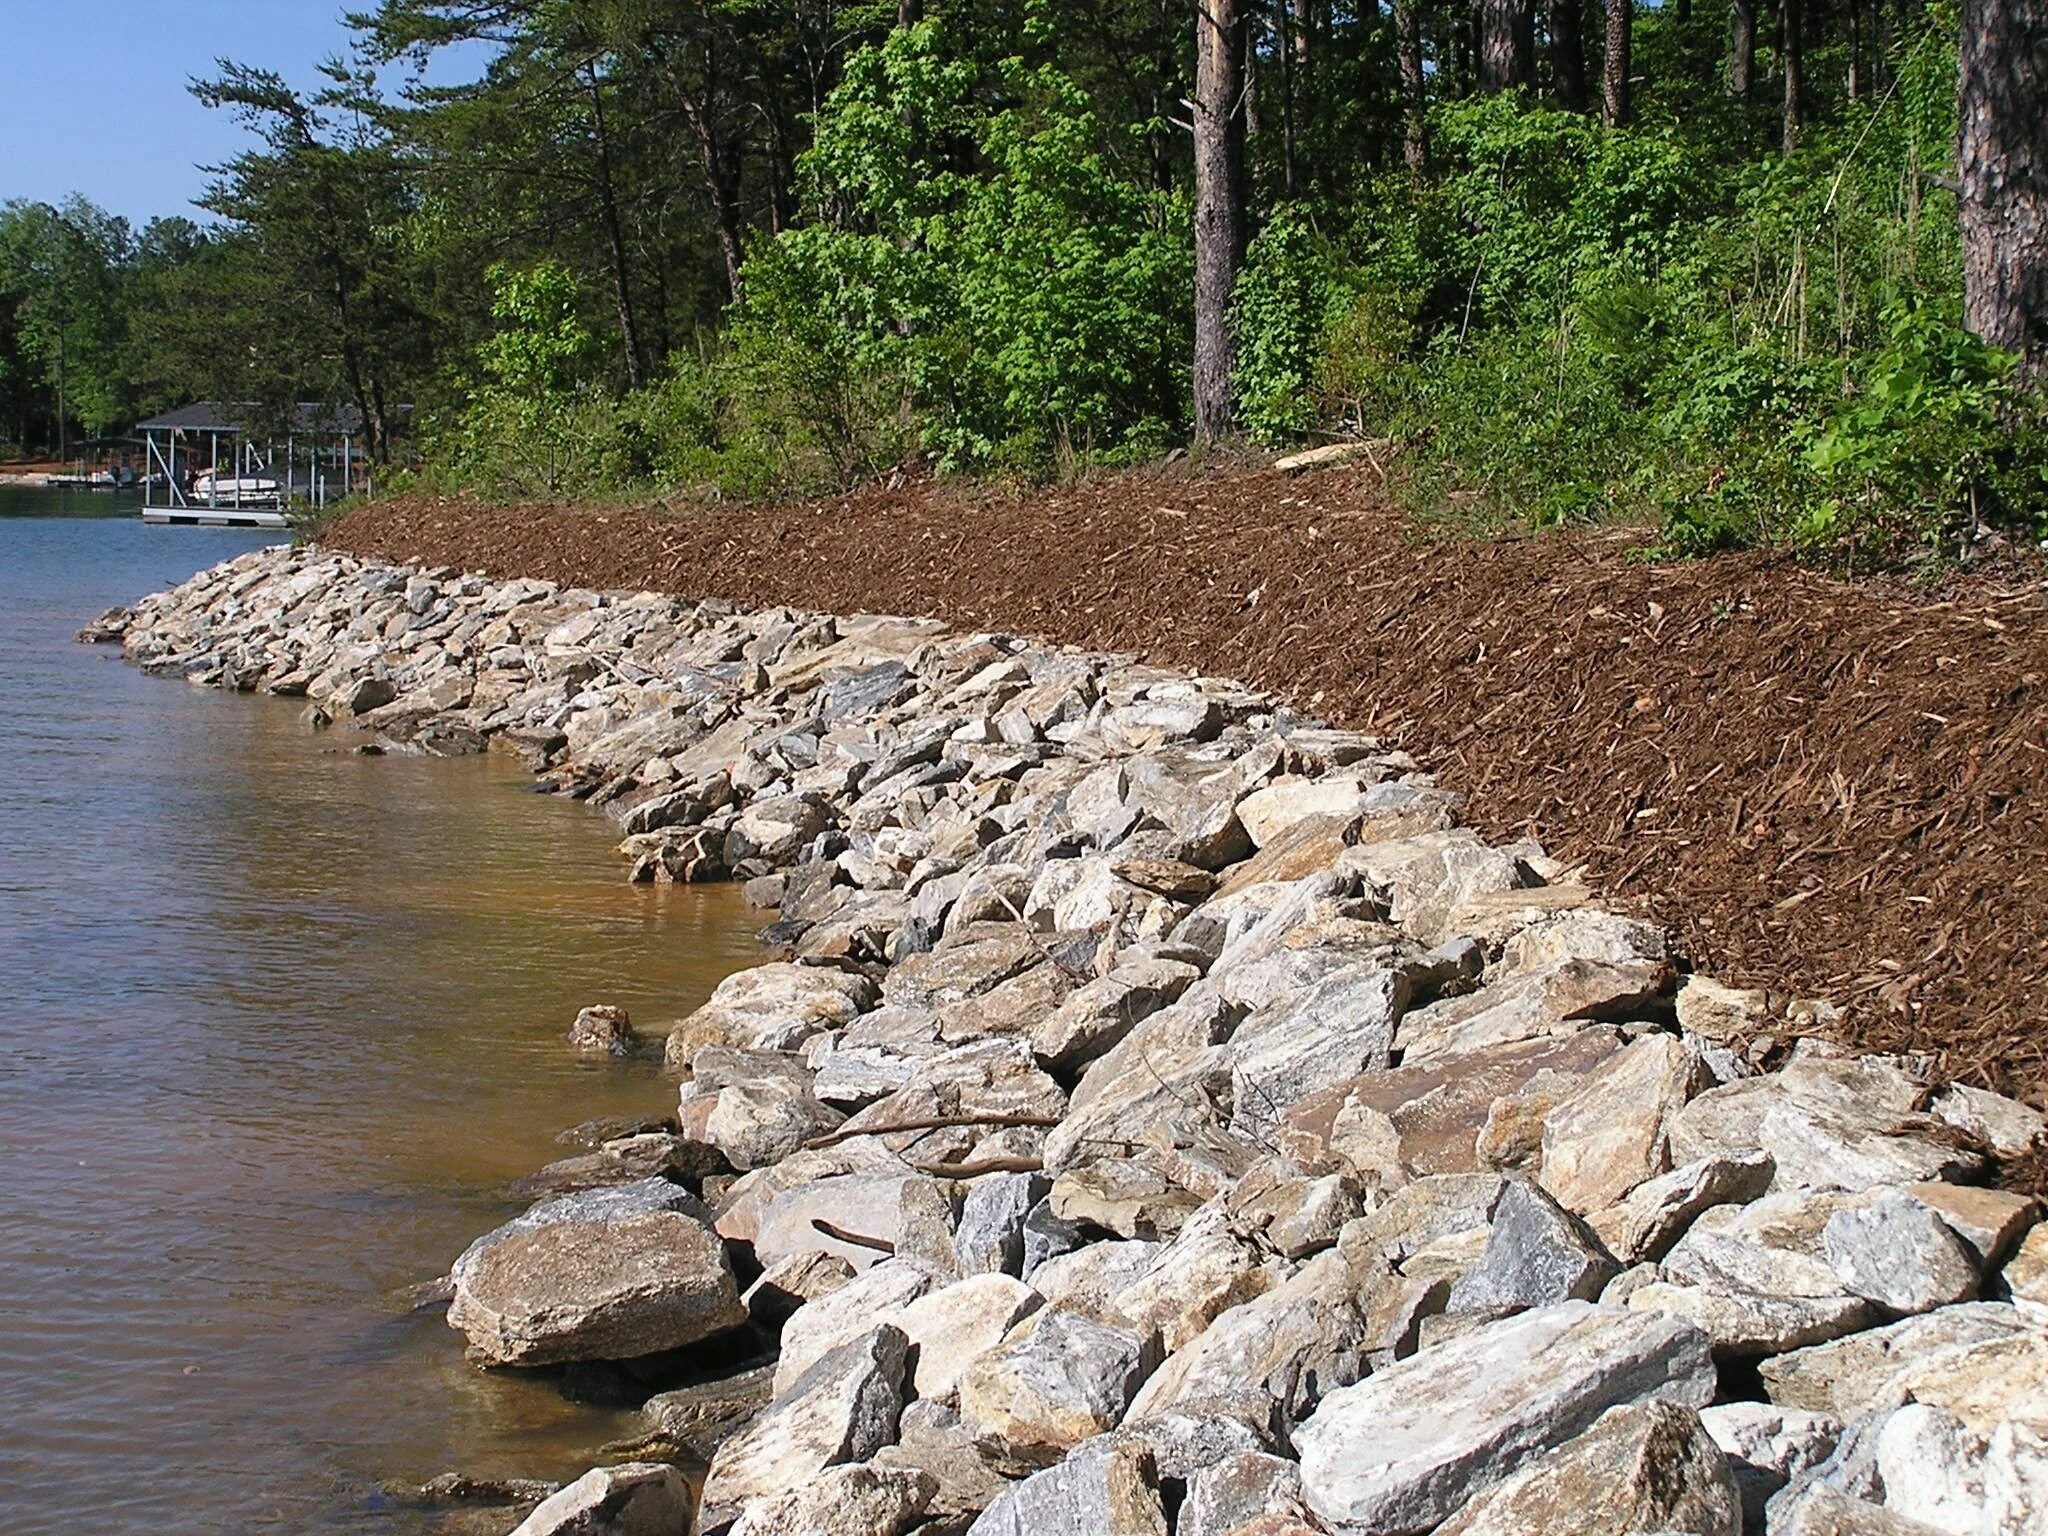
[
  {"xmin": 1588, "ymin": 1153, "xmax": 1776, "ymax": 1266},
  {"xmin": 1431, "ymin": 1399, "xmax": 1743, "ymax": 1536},
  {"xmin": 640, "ymin": 1363, "xmax": 777, "ymax": 1455},
  {"xmin": 1446, "ymin": 1180, "xmax": 1618, "ymax": 1315},
  {"xmin": 775, "ymin": 1258, "xmax": 939, "ymax": 1395},
  {"xmin": 1756, "ymin": 1302, "xmax": 2033, "ymax": 1418},
  {"xmin": 955, "ymin": 1173, "xmax": 1050, "ymax": 1277},
  {"xmin": 1768, "ymin": 1483, "xmax": 1950, "ymax": 1535},
  {"xmin": 1823, "ymin": 1187, "xmax": 1981, "ymax": 1315},
  {"xmin": 702, "ymin": 1324, "xmax": 910, "ymax": 1511},
  {"xmin": 1294, "ymin": 1301, "xmax": 1718, "ymax": 1535},
  {"xmin": 957, "ymin": 1307, "xmax": 1160, "ymax": 1464},
  {"xmin": 1021, "ymin": 1196, "xmax": 1087, "ymax": 1277},
  {"xmin": 506, "ymin": 1461, "xmax": 689, "ymax": 1536},
  {"xmin": 965, "ymin": 1434, "xmax": 1168, "ymax": 1536},
  {"xmin": 1180, "ymin": 1452, "xmax": 1305, "ymax": 1536},
  {"xmin": 726, "ymin": 1462, "xmax": 937, "ymax": 1536},
  {"xmin": 895, "ymin": 1273, "xmax": 1042, "ymax": 1401},
  {"xmin": 1624, "ymin": 1281, "xmax": 1877, "ymax": 1360},
  {"xmin": 1228, "ymin": 962, "xmax": 1412, "ymax": 1139},
  {"xmin": 447, "ymin": 1179, "xmax": 744, "ymax": 1367},
  {"xmin": 1700, "ymin": 1402, "xmax": 1845, "ymax": 1531},
  {"xmin": 1127, "ymin": 1248, "xmax": 1374, "ymax": 1435}
]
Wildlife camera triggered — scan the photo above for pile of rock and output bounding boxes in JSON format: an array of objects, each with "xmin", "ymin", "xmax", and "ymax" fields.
[{"xmin": 98, "ymin": 548, "xmax": 2047, "ymax": 1536}]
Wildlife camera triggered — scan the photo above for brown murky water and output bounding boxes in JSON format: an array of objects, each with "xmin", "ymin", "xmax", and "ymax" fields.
[{"xmin": 0, "ymin": 499, "xmax": 762, "ymax": 1534}]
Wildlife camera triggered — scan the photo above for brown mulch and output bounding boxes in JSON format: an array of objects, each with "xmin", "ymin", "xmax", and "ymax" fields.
[{"xmin": 324, "ymin": 469, "xmax": 2048, "ymax": 1110}]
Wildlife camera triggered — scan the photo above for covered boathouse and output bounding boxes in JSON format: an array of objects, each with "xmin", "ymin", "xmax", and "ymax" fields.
[{"xmin": 136, "ymin": 401, "xmax": 380, "ymax": 528}]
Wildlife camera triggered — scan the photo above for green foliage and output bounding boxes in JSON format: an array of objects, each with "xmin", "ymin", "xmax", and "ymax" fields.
[
  {"xmin": 1229, "ymin": 14, "xmax": 2047, "ymax": 566},
  {"xmin": 438, "ymin": 262, "xmax": 635, "ymax": 499}
]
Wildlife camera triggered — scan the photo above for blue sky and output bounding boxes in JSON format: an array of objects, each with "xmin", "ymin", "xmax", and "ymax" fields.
[{"xmin": 0, "ymin": 0, "xmax": 483, "ymax": 229}]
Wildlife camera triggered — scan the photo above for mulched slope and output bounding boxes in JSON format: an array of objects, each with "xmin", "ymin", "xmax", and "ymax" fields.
[{"xmin": 326, "ymin": 471, "xmax": 2048, "ymax": 1108}]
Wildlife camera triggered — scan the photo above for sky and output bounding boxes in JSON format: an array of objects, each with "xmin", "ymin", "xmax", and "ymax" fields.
[{"xmin": 0, "ymin": 0, "xmax": 484, "ymax": 230}]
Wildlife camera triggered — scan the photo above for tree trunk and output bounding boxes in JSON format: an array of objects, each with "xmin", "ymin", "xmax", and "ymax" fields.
[
  {"xmin": 1730, "ymin": 0, "xmax": 1756, "ymax": 96},
  {"xmin": 1603, "ymin": 0, "xmax": 1633, "ymax": 124},
  {"xmin": 1480, "ymin": 0, "xmax": 1536, "ymax": 90},
  {"xmin": 1780, "ymin": 0, "xmax": 1805, "ymax": 152},
  {"xmin": 1960, "ymin": 0, "xmax": 2048, "ymax": 381},
  {"xmin": 897, "ymin": 0, "xmax": 921, "ymax": 24},
  {"xmin": 1398, "ymin": 0, "xmax": 1431, "ymax": 167},
  {"xmin": 585, "ymin": 64, "xmax": 643, "ymax": 389},
  {"xmin": 1551, "ymin": 0, "xmax": 1592, "ymax": 110},
  {"xmin": 1193, "ymin": 0, "xmax": 1246, "ymax": 446}
]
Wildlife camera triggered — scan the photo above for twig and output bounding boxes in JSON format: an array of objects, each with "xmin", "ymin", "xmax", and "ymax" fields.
[
  {"xmin": 803, "ymin": 1111, "xmax": 1062, "ymax": 1150},
  {"xmin": 809, "ymin": 1218, "xmax": 894, "ymax": 1252}
]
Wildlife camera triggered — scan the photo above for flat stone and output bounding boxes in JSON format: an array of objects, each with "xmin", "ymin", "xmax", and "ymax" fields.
[
  {"xmin": 664, "ymin": 962, "xmax": 875, "ymax": 1065},
  {"xmin": 1537, "ymin": 1033, "xmax": 1708, "ymax": 1215},
  {"xmin": 1126, "ymin": 1248, "xmax": 1374, "ymax": 1434},
  {"xmin": 957, "ymin": 1308, "xmax": 1160, "ymax": 1464},
  {"xmin": 702, "ymin": 1324, "xmax": 911, "ymax": 1510},
  {"xmin": 1903, "ymin": 1181, "xmax": 2037, "ymax": 1267},
  {"xmin": 1336, "ymin": 1173, "xmax": 1509, "ymax": 1271},
  {"xmin": 1769, "ymin": 1484, "xmax": 1951, "ymax": 1535},
  {"xmin": 1228, "ymin": 961, "xmax": 1415, "ymax": 1139},
  {"xmin": 1030, "ymin": 957, "xmax": 1202, "ymax": 1073},
  {"xmin": 1625, "ymin": 1281, "xmax": 1877, "ymax": 1359},
  {"xmin": 2007, "ymin": 1222, "xmax": 2048, "ymax": 1313},
  {"xmin": 1236, "ymin": 774, "xmax": 1377, "ymax": 847},
  {"xmin": 1823, "ymin": 1186, "xmax": 1982, "ymax": 1314},
  {"xmin": 1674, "ymin": 975, "xmax": 1772, "ymax": 1044},
  {"xmin": 881, "ymin": 929, "xmax": 1044, "ymax": 1011},
  {"xmin": 1041, "ymin": 989, "xmax": 1238, "ymax": 1176},
  {"xmin": 1028, "ymin": 1240, "xmax": 1162, "ymax": 1325},
  {"xmin": 1395, "ymin": 956, "xmax": 1671, "ymax": 1070},
  {"xmin": 506, "ymin": 1462, "xmax": 689, "ymax": 1536},
  {"xmin": 1701, "ymin": 1402, "xmax": 1845, "ymax": 1532},
  {"xmin": 896, "ymin": 1274, "xmax": 1042, "ymax": 1401},
  {"xmin": 1111, "ymin": 1205, "xmax": 1292, "ymax": 1352},
  {"xmin": 640, "ymin": 1363, "xmax": 776, "ymax": 1454},
  {"xmin": 1293, "ymin": 1301, "xmax": 1718, "ymax": 1535},
  {"xmin": 1587, "ymin": 1152, "xmax": 1776, "ymax": 1265},
  {"xmin": 775, "ymin": 1258, "xmax": 939, "ymax": 1395},
  {"xmin": 964, "ymin": 1434, "xmax": 1168, "ymax": 1536},
  {"xmin": 1431, "ymin": 1399, "xmax": 1742, "ymax": 1536},
  {"xmin": 1277, "ymin": 1030, "xmax": 1626, "ymax": 1189},
  {"xmin": 1663, "ymin": 1189, "xmax": 1857, "ymax": 1300},
  {"xmin": 728, "ymin": 1462, "xmax": 937, "ymax": 1536},
  {"xmin": 1049, "ymin": 1161, "xmax": 1204, "ymax": 1241},
  {"xmin": 1758, "ymin": 1303, "xmax": 2034, "ymax": 1418},
  {"xmin": 1930, "ymin": 1081, "xmax": 2046, "ymax": 1160},
  {"xmin": 448, "ymin": 1179, "xmax": 744, "ymax": 1367},
  {"xmin": 1446, "ymin": 1180, "xmax": 1617, "ymax": 1315}
]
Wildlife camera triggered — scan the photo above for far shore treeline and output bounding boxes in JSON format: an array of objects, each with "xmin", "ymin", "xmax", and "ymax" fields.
[{"xmin": 2, "ymin": 0, "xmax": 2045, "ymax": 565}]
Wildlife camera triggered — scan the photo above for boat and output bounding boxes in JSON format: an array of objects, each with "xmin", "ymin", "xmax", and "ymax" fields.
[{"xmin": 189, "ymin": 470, "xmax": 283, "ymax": 506}]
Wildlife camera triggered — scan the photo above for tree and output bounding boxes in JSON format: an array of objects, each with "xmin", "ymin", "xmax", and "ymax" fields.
[
  {"xmin": 1730, "ymin": 0, "xmax": 1757, "ymax": 96},
  {"xmin": 1603, "ymin": 0, "xmax": 1633, "ymax": 125},
  {"xmin": 1959, "ymin": 0, "xmax": 2048, "ymax": 381},
  {"xmin": 1398, "ymin": 0, "xmax": 1431, "ymax": 166},
  {"xmin": 1550, "ymin": 0, "xmax": 1592, "ymax": 111},
  {"xmin": 1480, "ymin": 0, "xmax": 1535, "ymax": 91},
  {"xmin": 1780, "ymin": 0, "xmax": 1806, "ymax": 152},
  {"xmin": 1193, "ymin": 0, "xmax": 1245, "ymax": 444}
]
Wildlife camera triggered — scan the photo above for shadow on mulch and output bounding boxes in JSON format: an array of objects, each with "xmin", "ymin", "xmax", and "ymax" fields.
[{"xmin": 325, "ymin": 468, "xmax": 2048, "ymax": 1112}]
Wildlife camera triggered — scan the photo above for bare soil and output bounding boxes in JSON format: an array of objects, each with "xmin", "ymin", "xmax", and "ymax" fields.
[{"xmin": 325, "ymin": 468, "xmax": 2048, "ymax": 1110}]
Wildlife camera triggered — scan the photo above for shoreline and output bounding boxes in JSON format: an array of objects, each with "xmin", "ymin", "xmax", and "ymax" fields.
[{"xmin": 90, "ymin": 545, "xmax": 2048, "ymax": 1536}]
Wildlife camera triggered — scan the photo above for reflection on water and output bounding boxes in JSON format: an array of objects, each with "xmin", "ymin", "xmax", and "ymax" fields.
[{"xmin": 0, "ymin": 499, "xmax": 762, "ymax": 1535}]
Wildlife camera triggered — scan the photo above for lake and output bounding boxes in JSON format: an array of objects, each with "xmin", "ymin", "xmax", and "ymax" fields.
[{"xmin": 0, "ymin": 487, "xmax": 760, "ymax": 1533}]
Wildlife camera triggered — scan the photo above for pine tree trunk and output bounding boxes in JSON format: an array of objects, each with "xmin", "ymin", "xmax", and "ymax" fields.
[
  {"xmin": 1960, "ymin": 0, "xmax": 2048, "ymax": 381},
  {"xmin": 1193, "ymin": 0, "xmax": 1246, "ymax": 446},
  {"xmin": 1480, "ymin": 0, "xmax": 1535, "ymax": 91},
  {"xmin": 1398, "ymin": 0, "xmax": 1431, "ymax": 167},
  {"xmin": 1781, "ymin": 0, "xmax": 1805, "ymax": 153},
  {"xmin": 1550, "ymin": 0, "xmax": 1592, "ymax": 110},
  {"xmin": 1730, "ymin": 0, "xmax": 1757, "ymax": 96},
  {"xmin": 1603, "ymin": 0, "xmax": 1633, "ymax": 124}
]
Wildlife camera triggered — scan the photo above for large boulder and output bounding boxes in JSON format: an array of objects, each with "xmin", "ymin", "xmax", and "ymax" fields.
[
  {"xmin": 506, "ymin": 1462, "xmax": 690, "ymax": 1536},
  {"xmin": 664, "ymin": 962, "xmax": 876, "ymax": 1065},
  {"xmin": 1431, "ymin": 1400, "xmax": 1743, "ymax": 1536},
  {"xmin": 1293, "ymin": 1301, "xmax": 1718, "ymax": 1534},
  {"xmin": 965, "ymin": 1434, "xmax": 1169, "ymax": 1536},
  {"xmin": 447, "ymin": 1179, "xmax": 744, "ymax": 1366},
  {"xmin": 702, "ymin": 1325, "xmax": 911, "ymax": 1511},
  {"xmin": 957, "ymin": 1307, "xmax": 1161, "ymax": 1464}
]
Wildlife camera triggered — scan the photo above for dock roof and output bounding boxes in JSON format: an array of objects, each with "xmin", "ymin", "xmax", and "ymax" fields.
[{"xmin": 135, "ymin": 401, "xmax": 370, "ymax": 434}]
